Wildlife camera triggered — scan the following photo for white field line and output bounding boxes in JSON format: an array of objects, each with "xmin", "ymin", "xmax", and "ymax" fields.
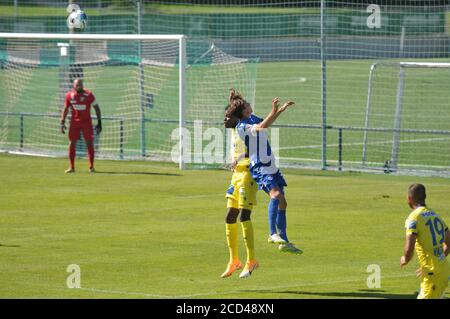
[
  {"xmin": 277, "ymin": 136, "xmax": 450, "ymax": 151},
  {"xmin": 74, "ymin": 272, "xmax": 417, "ymax": 299},
  {"xmin": 1, "ymin": 150, "xmax": 57, "ymax": 157}
]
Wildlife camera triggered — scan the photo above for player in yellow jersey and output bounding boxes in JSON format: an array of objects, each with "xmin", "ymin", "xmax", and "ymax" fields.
[
  {"xmin": 401, "ymin": 183, "xmax": 450, "ymax": 299},
  {"xmin": 221, "ymin": 90, "xmax": 259, "ymax": 279}
]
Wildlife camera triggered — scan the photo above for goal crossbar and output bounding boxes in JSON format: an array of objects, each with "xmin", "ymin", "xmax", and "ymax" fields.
[
  {"xmin": 368, "ymin": 61, "xmax": 450, "ymax": 70},
  {"xmin": 398, "ymin": 62, "xmax": 450, "ymax": 69},
  {"xmin": 0, "ymin": 33, "xmax": 185, "ymax": 41}
]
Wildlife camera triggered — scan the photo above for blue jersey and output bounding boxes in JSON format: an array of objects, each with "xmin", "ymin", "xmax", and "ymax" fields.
[{"xmin": 236, "ymin": 114, "xmax": 278, "ymax": 176}]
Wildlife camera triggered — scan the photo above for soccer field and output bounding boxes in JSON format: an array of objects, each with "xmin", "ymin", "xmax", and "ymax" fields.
[{"xmin": 1, "ymin": 153, "xmax": 449, "ymax": 299}]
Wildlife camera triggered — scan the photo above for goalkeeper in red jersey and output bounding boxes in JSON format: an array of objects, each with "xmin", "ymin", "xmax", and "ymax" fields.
[{"xmin": 60, "ymin": 78, "xmax": 102, "ymax": 173}]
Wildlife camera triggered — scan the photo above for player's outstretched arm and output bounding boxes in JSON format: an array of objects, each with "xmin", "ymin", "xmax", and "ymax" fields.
[
  {"xmin": 400, "ymin": 233, "xmax": 416, "ymax": 267},
  {"xmin": 255, "ymin": 97, "xmax": 279, "ymax": 130}
]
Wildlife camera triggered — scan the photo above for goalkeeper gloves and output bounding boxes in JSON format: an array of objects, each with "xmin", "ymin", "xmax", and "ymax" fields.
[
  {"xmin": 60, "ymin": 121, "xmax": 66, "ymax": 134},
  {"xmin": 95, "ymin": 121, "xmax": 102, "ymax": 134}
]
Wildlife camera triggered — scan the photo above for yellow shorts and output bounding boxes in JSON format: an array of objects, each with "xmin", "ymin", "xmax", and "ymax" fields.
[
  {"xmin": 225, "ymin": 166, "xmax": 258, "ymax": 210},
  {"xmin": 417, "ymin": 268, "xmax": 450, "ymax": 299}
]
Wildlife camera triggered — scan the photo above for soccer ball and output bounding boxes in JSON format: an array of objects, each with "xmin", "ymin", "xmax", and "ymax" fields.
[{"xmin": 67, "ymin": 10, "xmax": 88, "ymax": 30}]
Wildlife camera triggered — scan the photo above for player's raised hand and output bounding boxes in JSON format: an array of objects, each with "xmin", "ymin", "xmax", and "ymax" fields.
[
  {"xmin": 272, "ymin": 97, "xmax": 280, "ymax": 111},
  {"xmin": 278, "ymin": 101, "xmax": 295, "ymax": 113}
]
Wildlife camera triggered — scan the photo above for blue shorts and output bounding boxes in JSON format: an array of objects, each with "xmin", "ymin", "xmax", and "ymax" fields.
[{"xmin": 250, "ymin": 167, "xmax": 287, "ymax": 194}]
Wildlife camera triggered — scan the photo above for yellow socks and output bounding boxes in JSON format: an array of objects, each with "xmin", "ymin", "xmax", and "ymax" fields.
[
  {"xmin": 226, "ymin": 221, "xmax": 255, "ymax": 264},
  {"xmin": 225, "ymin": 223, "xmax": 239, "ymax": 262},
  {"xmin": 241, "ymin": 220, "xmax": 255, "ymax": 261}
]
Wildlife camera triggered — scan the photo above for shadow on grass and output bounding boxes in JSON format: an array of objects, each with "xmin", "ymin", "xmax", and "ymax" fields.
[
  {"xmin": 242, "ymin": 289, "xmax": 416, "ymax": 299},
  {"xmin": 0, "ymin": 244, "xmax": 21, "ymax": 248},
  {"xmin": 94, "ymin": 171, "xmax": 181, "ymax": 177}
]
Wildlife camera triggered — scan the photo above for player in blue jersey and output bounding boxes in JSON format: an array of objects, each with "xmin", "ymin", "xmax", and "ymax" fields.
[{"xmin": 227, "ymin": 91, "xmax": 302, "ymax": 254}]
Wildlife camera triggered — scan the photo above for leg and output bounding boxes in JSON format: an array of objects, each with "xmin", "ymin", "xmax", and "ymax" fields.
[
  {"xmin": 236, "ymin": 171, "xmax": 259, "ymax": 278},
  {"xmin": 86, "ymin": 140, "xmax": 95, "ymax": 170},
  {"xmin": 225, "ymin": 206, "xmax": 240, "ymax": 262},
  {"xmin": 67, "ymin": 124, "xmax": 80, "ymax": 172},
  {"xmin": 221, "ymin": 204, "xmax": 242, "ymax": 278},
  {"xmin": 225, "ymin": 207, "xmax": 240, "ymax": 224},
  {"xmin": 267, "ymin": 193, "xmax": 279, "ymax": 237},
  {"xmin": 82, "ymin": 123, "xmax": 95, "ymax": 171},
  {"xmin": 267, "ymin": 187, "xmax": 287, "ymax": 244},
  {"xmin": 269, "ymin": 188, "xmax": 288, "ymax": 242},
  {"xmin": 68, "ymin": 140, "xmax": 77, "ymax": 171},
  {"xmin": 269, "ymin": 187, "xmax": 302, "ymax": 254},
  {"xmin": 238, "ymin": 172, "xmax": 256, "ymax": 260},
  {"xmin": 239, "ymin": 209, "xmax": 259, "ymax": 278},
  {"xmin": 240, "ymin": 209, "xmax": 255, "ymax": 261}
]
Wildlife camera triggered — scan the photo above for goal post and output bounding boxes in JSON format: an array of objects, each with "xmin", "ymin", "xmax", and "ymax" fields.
[
  {"xmin": 362, "ymin": 61, "xmax": 450, "ymax": 174},
  {"xmin": 0, "ymin": 32, "xmax": 187, "ymax": 168}
]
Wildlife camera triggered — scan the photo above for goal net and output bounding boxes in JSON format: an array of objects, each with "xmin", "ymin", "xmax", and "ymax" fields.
[
  {"xmin": 185, "ymin": 43, "xmax": 258, "ymax": 168},
  {"xmin": 0, "ymin": 33, "xmax": 186, "ymax": 166},
  {"xmin": 0, "ymin": 33, "xmax": 258, "ymax": 169},
  {"xmin": 362, "ymin": 62, "xmax": 450, "ymax": 175}
]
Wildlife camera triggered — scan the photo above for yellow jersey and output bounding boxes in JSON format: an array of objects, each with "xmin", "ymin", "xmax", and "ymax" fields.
[
  {"xmin": 231, "ymin": 128, "xmax": 249, "ymax": 168},
  {"xmin": 405, "ymin": 206, "xmax": 449, "ymax": 272}
]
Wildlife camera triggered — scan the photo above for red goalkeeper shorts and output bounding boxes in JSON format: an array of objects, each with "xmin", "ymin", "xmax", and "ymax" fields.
[{"xmin": 68, "ymin": 121, "xmax": 94, "ymax": 142}]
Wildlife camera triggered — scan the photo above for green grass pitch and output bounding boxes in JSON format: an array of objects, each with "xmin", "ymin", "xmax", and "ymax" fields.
[{"xmin": 0, "ymin": 153, "xmax": 449, "ymax": 299}]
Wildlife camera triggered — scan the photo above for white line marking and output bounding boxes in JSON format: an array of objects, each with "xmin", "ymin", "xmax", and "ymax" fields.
[{"xmin": 2, "ymin": 150, "xmax": 57, "ymax": 157}]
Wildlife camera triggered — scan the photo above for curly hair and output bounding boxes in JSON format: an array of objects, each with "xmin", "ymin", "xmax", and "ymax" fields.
[
  {"xmin": 226, "ymin": 90, "xmax": 248, "ymax": 120},
  {"xmin": 223, "ymin": 104, "xmax": 239, "ymax": 128},
  {"xmin": 223, "ymin": 89, "xmax": 249, "ymax": 128}
]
